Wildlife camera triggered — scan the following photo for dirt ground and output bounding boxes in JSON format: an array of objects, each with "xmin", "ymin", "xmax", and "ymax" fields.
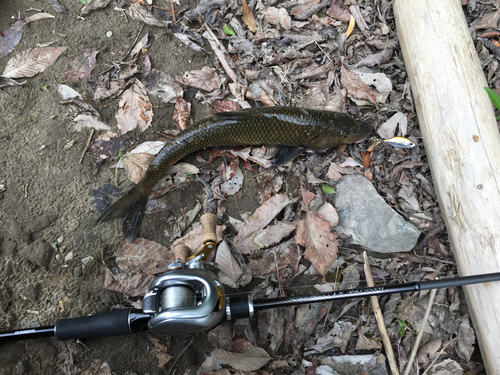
[
  {"xmin": 0, "ymin": 1, "xmax": 225, "ymax": 373},
  {"xmin": 0, "ymin": 0, "xmax": 492, "ymax": 374}
]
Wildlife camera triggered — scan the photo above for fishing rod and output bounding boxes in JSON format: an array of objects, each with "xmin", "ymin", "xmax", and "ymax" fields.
[{"xmin": 2, "ymin": 214, "xmax": 500, "ymax": 343}]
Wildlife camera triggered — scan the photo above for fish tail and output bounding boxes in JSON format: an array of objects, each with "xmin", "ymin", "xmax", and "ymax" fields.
[{"xmin": 96, "ymin": 184, "xmax": 149, "ymax": 242}]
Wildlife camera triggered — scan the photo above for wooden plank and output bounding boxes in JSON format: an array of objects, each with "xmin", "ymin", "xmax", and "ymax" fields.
[{"xmin": 393, "ymin": 1, "xmax": 500, "ymax": 372}]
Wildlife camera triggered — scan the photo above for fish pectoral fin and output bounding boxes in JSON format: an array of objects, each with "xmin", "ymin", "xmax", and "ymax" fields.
[{"xmin": 271, "ymin": 146, "xmax": 305, "ymax": 166}]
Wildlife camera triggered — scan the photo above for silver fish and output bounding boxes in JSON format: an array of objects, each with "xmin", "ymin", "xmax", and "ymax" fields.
[{"xmin": 382, "ymin": 136, "xmax": 416, "ymax": 149}]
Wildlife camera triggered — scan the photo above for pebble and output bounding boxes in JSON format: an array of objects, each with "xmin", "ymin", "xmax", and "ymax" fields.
[{"xmin": 106, "ymin": 31, "xmax": 112, "ymax": 38}]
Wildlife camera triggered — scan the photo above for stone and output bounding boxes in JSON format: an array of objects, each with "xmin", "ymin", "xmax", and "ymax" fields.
[{"xmin": 333, "ymin": 174, "xmax": 420, "ymax": 253}]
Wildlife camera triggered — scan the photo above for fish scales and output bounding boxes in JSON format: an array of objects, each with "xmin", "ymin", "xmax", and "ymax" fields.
[{"xmin": 97, "ymin": 107, "xmax": 372, "ymax": 241}]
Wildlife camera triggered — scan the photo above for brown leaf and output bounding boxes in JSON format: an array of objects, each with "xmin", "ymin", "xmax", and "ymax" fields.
[
  {"xmin": 126, "ymin": 2, "xmax": 171, "ymax": 27},
  {"xmin": 142, "ymin": 56, "xmax": 183, "ymax": 104},
  {"xmin": 2, "ymin": 46, "xmax": 67, "ymax": 78},
  {"xmin": 81, "ymin": 0, "xmax": 112, "ymax": 16},
  {"xmin": 291, "ymin": 0, "xmax": 320, "ymax": 16},
  {"xmin": 212, "ymin": 100, "xmax": 242, "ymax": 113},
  {"xmin": 361, "ymin": 150, "xmax": 372, "ymax": 169},
  {"xmin": 237, "ymin": 221, "xmax": 298, "ymax": 254},
  {"xmin": 80, "ymin": 359, "xmax": 112, "ymax": 375},
  {"xmin": 295, "ymin": 211, "xmax": 338, "ymax": 276},
  {"xmin": 212, "ymin": 347, "xmax": 271, "ymax": 371},
  {"xmin": 234, "ymin": 194, "xmax": 292, "ymax": 243},
  {"xmin": 173, "ymin": 96, "xmax": 191, "ymax": 130},
  {"xmin": 0, "ymin": 20, "xmax": 26, "ymax": 58},
  {"xmin": 326, "ymin": 0, "xmax": 351, "ymax": 22},
  {"xmin": 355, "ymin": 330, "xmax": 381, "ymax": 351},
  {"xmin": 115, "ymin": 80, "xmax": 153, "ymax": 134},
  {"xmin": 176, "ymin": 66, "xmax": 221, "ymax": 92},
  {"xmin": 340, "ymin": 64, "xmax": 377, "ymax": 108},
  {"xmin": 103, "ymin": 267, "xmax": 153, "ymax": 297},
  {"xmin": 417, "ymin": 339, "xmax": 442, "ymax": 366},
  {"xmin": 377, "ymin": 111, "xmax": 407, "ymax": 138},
  {"xmin": 475, "ymin": 10, "xmax": 500, "ymax": 29},
  {"xmin": 241, "ymin": 0, "xmax": 257, "ymax": 33},
  {"xmin": 122, "ymin": 153, "xmax": 154, "ymax": 184},
  {"xmin": 215, "ymin": 240, "xmax": 244, "ymax": 286},
  {"xmin": 262, "ymin": 7, "xmax": 291, "ymax": 30},
  {"xmin": 65, "ymin": 48, "xmax": 99, "ymax": 82},
  {"xmin": 114, "ymin": 238, "xmax": 175, "ymax": 274},
  {"xmin": 148, "ymin": 334, "xmax": 172, "ymax": 368}
]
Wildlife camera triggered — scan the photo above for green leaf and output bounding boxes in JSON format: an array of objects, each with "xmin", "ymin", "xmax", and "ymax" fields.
[
  {"xmin": 321, "ymin": 184, "xmax": 336, "ymax": 194},
  {"xmin": 78, "ymin": 0, "xmax": 91, "ymax": 4},
  {"xmin": 485, "ymin": 87, "xmax": 500, "ymax": 111},
  {"xmin": 41, "ymin": 85, "xmax": 48, "ymax": 90},
  {"xmin": 223, "ymin": 24, "xmax": 235, "ymax": 36}
]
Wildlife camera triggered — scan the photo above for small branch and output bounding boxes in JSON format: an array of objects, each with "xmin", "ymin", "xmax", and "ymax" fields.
[
  {"xmin": 166, "ymin": 335, "xmax": 195, "ymax": 375},
  {"xmin": 363, "ymin": 252, "xmax": 400, "ymax": 375},
  {"xmin": 80, "ymin": 128, "xmax": 95, "ymax": 164},
  {"xmin": 403, "ymin": 287, "xmax": 438, "ymax": 375}
]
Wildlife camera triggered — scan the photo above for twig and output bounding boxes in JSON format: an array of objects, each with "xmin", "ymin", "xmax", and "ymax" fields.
[
  {"xmin": 403, "ymin": 287, "xmax": 438, "ymax": 375},
  {"xmin": 363, "ymin": 252, "xmax": 400, "ymax": 375},
  {"xmin": 420, "ymin": 339, "xmax": 457, "ymax": 375},
  {"xmin": 80, "ymin": 128, "xmax": 95, "ymax": 164},
  {"xmin": 166, "ymin": 335, "xmax": 195, "ymax": 375},
  {"xmin": 170, "ymin": 0, "xmax": 176, "ymax": 22}
]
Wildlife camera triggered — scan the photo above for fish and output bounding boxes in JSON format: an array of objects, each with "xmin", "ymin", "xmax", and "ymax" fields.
[
  {"xmin": 97, "ymin": 106, "xmax": 372, "ymax": 242},
  {"xmin": 382, "ymin": 136, "xmax": 416, "ymax": 148}
]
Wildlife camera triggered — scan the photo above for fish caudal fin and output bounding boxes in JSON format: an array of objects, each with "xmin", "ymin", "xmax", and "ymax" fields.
[{"xmin": 96, "ymin": 184, "xmax": 149, "ymax": 243}]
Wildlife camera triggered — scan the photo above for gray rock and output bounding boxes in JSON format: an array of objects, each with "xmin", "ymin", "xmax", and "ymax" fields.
[{"xmin": 333, "ymin": 174, "xmax": 420, "ymax": 253}]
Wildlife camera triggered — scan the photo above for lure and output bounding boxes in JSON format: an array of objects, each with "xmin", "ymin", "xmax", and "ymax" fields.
[{"xmin": 382, "ymin": 136, "xmax": 416, "ymax": 148}]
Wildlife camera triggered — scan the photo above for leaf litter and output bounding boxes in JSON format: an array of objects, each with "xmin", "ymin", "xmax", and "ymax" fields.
[{"xmin": 3, "ymin": 0, "xmax": 491, "ymax": 373}]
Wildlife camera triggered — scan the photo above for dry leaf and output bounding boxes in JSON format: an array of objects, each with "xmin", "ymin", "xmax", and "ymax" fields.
[
  {"xmin": 88, "ymin": 132, "xmax": 129, "ymax": 160},
  {"xmin": 80, "ymin": 359, "xmax": 112, "ymax": 375},
  {"xmin": 355, "ymin": 330, "xmax": 382, "ymax": 350},
  {"xmin": 353, "ymin": 49, "xmax": 393, "ymax": 68},
  {"xmin": 126, "ymin": 2, "xmax": 171, "ymax": 27},
  {"xmin": 212, "ymin": 347, "xmax": 271, "ymax": 371},
  {"xmin": 0, "ymin": 20, "xmax": 25, "ymax": 58},
  {"xmin": 417, "ymin": 339, "xmax": 442, "ymax": 366},
  {"xmin": 215, "ymin": 240, "xmax": 244, "ymax": 287},
  {"xmin": 149, "ymin": 334, "xmax": 172, "ymax": 368},
  {"xmin": 234, "ymin": 194, "xmax": 292, "ymax": 243},
  {"xmin": 73, "ymin": 114, "xmax": 111, "ymax": 132},
  {"xmin": 114, "ymin": 238, "xmax": 175, "ymax": 274},
  {"xmin": 221, "ymin": 165, "xmax": 244, "ymax": 196},
  {"xmin": 81, "ymin": 0, "xmax": 112, "ymax": 16},
  {"xmin": 2, "ymin": 46, "xmax": 67, "ymax": 78},
  {"xmin": 173, "ymin": 96, "xmax": 191, "ymax": 130},
  {"xmin": 241, "ymin": 0, "xmax": 257, "ymax": 33},
  {"xmin": 263, "ymin": 7, "xmax": 291, "ymax": 30},
  {"xmin": 103, "ymin": 267, "xmax": 153, "ymax": 297},
  {"xmin": 291, "ymin": 0, "xmax": 320, "ymax": 16},
  {"xmin": 317, "ymin": 202, "xmax": 339, "ymax": 229},
  {"xmin": 237, "ymin": 221, "xmax": 298, "ymax": 254},
  {"xmin": 212, "ymin": 100, "xmax": 242, "ymax": 113},
  {"xmin": 326, "ymin": 1, "xmax": 351, "ymax": 22},
  {"xmin": 176, "ymin": 66, "xmax": 222, "ymax": 92},
  {"xmin": 25, "ymin": 13, "xmax": 55, "ymax": 23},
  {"xmin": 115, "ymin": 80, "xmax": 153, "ymax": 134},
  {"xmin": 340, "ymin": 64, "xmax": 377, "ymax": 108},
  {"xmin": 123, "ymin": 153, "xmax": 154, "ymax": 184},
  {"xmin": 65, "ymin": 48, "xmax": 99, "ymax": 82},
  {"xmin": 143, "ymin": 55, "xmax": 183, "ymax": 103},
  {"xmin": 295, "ymin": 211, "xmax": 338, "ymax": 276},
  {"xmin": 475, "ymin": 10, "xmax": 500, "ymax": 29},
  {"xmin": 377, "ymin": 111, "xmax": 407, "ymax": 138}
]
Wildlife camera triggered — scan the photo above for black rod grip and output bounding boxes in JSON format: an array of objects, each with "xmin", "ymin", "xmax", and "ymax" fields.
[{"xmin": 55, "ymin": 309, "xmax": 132, "ymax": 340}]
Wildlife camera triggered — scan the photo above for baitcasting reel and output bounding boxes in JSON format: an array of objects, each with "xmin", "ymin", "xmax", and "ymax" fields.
[{"xmin": 143, "ymin": 215, "xmax": 253, "ymax": 336}]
